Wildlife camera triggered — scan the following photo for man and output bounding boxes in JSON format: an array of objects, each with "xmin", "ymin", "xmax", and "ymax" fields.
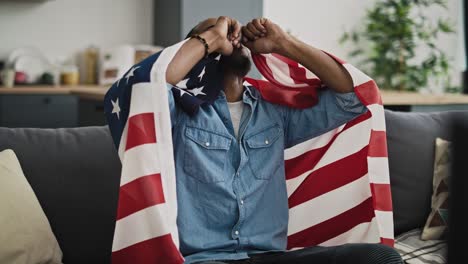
[{"xmin": 165, "ymin": 16, "xmax": 403, "ymax": 264}]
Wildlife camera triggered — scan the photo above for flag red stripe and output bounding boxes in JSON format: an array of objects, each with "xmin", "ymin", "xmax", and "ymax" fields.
[
  {"xmin": 112, "ymin": 234, "xmax": 184, "ymax": 264},
  {"xmin": 285, "ymin": 111, "xmax": 371, "ymax": 180},
  {"xmin": 368, "ymin": 131, "xmax": 388, "ymax": 157},
  {"xmin": 288, "ymin": 146, "xmax": 369, "ymax": 208},
  {"xmin": 125, "ymin": 113, "xmax": 157, "ymax": 151},
  {"xmin": 354, "ymin": 81, "xmax": 382, "ymax": 106},
  {"xmin": 380, "ymin": 238, "xmax": 395, "ymax": 247},
  {"xmin": 370, "ymin": 183, "xmax": 393, "ymax": 211},
  {"xmin": 117, "ymin": 173, "xmax": 165, "ymax": 220},
  {"xmin": 287, "ymin": 197, "xmax": 375, "ymax": 249},
  {"xmin": 288, "ymin": 63, "xmax": 308, "ymax": 85},
  {"xmin": 244, "ymin": 77, "xmax": 319, "ymax": 109}
]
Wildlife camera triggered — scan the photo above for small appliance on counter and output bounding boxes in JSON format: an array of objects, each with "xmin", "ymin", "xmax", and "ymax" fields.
[{"xmin": 98, "ymin": 45, "xmax": 163, "ymax": 85}]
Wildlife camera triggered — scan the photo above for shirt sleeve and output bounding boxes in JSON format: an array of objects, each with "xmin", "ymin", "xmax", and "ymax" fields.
[
  {"xmin": 166, "ymin": 83, "xmax": 180, "ymax": 127},
  {"xmin": 283, "ymin": 88, "xmax": 367, "ymax": 148}
]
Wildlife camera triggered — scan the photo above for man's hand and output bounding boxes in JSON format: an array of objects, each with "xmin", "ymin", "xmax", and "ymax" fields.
[
  {"xmin": 210, "ymin": 16, "xmax": 242, "ymax": 56},
  {"xmin": 167, "ymin": 16, "xmax": 242, "ymax": 85},
  {"xmin": 241, "ymin": 18, "xmax": 291, "ymax": 54}
]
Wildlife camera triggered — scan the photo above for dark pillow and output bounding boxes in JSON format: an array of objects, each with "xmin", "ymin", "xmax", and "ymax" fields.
[
  {"xmin": 0, "ymin": 126, "xmax": 121, "ymax": 264},
  {"xmin": 385, "ymin": 110, "xmax": 468, "ymax": 235}
]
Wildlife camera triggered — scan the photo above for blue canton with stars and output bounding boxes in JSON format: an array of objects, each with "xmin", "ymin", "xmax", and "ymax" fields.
[{"xmin": 104, "ymin": 50, "xmax": 225, "ymax": 149}]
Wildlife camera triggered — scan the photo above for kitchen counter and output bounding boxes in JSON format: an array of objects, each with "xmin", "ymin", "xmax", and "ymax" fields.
[{"xmin": 1, "ymin": 85, "xmax": 468, "ymax": 106}]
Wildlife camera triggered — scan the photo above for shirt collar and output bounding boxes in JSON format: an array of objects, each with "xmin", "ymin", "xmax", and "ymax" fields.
[{"xmin": 217, "ymin": 85, "xmax": 258, "ymax": 101}]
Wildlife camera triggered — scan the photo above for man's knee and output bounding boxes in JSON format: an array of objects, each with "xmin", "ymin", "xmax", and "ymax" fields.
[{"xmin": 335, "ymin": 243, "xmax": 403, "ymax": 264}]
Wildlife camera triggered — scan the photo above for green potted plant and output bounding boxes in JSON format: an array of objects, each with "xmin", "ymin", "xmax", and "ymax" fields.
[{"xmin": 340, "ymin": 0, "xmax": 456, "ymax": 92}]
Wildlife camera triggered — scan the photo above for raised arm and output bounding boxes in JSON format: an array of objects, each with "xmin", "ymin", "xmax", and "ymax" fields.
[
  {"xmin": 242, "ymin": 18, "xmax": 354, "ymax": 93},
  {"xmin": 166, "ymin": 16, "xmax": 242, "ymax": 85}
]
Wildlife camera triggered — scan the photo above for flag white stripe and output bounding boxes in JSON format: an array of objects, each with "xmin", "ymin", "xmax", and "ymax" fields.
[
  {"xmin": 112, "ymin": 204, "xmax": 171, "ymax": 252},
  {"xmin": 150, "ymin": 42, "xmax": 184, "ymax": 252},
  {"xmin": 284, "ymin": 124, "xmax": 346, "ymax": 160},
  {"xmin": 375, "ymin": 210, "xmax": 394, "ymax": 239},
  {"xmin": 318, "ymin": 217, "xmax": 381, "ymax": 246},
  {"xmin": 286, "ymin": 119, "xmax": 371, "ymax": 196},
  {"xmin": 118, "ymin": 123, "xmax": 128, "ymax": 160},
  {"xmin": 343, "ymin": 63, "xmax": 372, "ymax": 87},
  {"xmin": 128, "ymin": 82, "xmax": 164, "ymax": 117},
  {"xmin": 266, "ymin": 55, "xmax": 308, "ymax": 88},
  {"xmin": 298, "ymin": 63, "xmax": 318, "ymax": 80},
  {"xmin": 368, "ymin": 157, "xmax": 390, "ymax": 184},
  {"xmin": 367, "ymin": 104, "xmax": 386, "ymax": 131},
  {"xmin": 120, "ymin": 143, "xmax": 161, "ymax": 186},
  {"xmin": 288, "ymin": 174, "xmax": 372, "ymax": 236}
]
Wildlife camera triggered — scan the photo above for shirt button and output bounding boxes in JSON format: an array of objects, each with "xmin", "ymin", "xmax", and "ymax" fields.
[
  {"xmin": 205, "ymin": 142, "xmax": 210, "ymax": 147},
  {"xmin": 265, "ymin": 140, "xmax": 269, "ymax": 144},
  {"xmin": 234, "ymin": 230, "xmax": 239, "ymax": 235},
  {"xmin": 240, "ymin": 200, "xmax": 244, "ymax": 205}
]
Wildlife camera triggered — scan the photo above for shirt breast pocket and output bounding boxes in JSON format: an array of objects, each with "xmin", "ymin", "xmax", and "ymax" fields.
[
  {"xmin": 184, "ymin": 126, "xmax": 232, "ymax": 183},
  {"xmin": 245, "ymin": 124, "xmax": 282, "ymax": 180}
]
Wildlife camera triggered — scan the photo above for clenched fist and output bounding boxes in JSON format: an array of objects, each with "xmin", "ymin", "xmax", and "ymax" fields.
[
  {"xmin": 241, "ymin": 18, "xmax": 291, "ymax": 54},
  {"xmin": 211, "ymin": 16, "xmax": 242, "ymax": 56}
]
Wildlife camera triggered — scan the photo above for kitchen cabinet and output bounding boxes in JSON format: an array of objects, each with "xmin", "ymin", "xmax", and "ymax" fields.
[{"xmin": 0, "ymin": 95, "xmax": 78, "ymax": 128}]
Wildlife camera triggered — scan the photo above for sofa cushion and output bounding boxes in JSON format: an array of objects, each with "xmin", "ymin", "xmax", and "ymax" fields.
[
  {"xmin": 0, "ymin": 149, "xmax": 63, "ymax": 264},
  {"xmin": 421, "ymin": 138, "xmax": 450, "ymax": 240},
  {"xmin": 385, "ymin": 110, "xmax": 468, "ymax": 235},
  {"xmin": 0, "ymin": 126, "xmax": 121, "ymax": 264}
]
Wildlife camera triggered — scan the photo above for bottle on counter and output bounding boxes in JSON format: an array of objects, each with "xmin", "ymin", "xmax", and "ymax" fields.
[{"xmin": 83, "ymin": 46, "xmax": 99, "ymax": 85}]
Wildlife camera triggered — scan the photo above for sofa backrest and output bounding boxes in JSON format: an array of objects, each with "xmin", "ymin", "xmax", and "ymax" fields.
[
  {"xmin": 0, "ymin": 126, "xmax": 121, "ymax": 264},
  {"xmin": 385, "ymin": 110, "xmax": 468, "ymax": 235},
  {"xmin": 1, "ymin": 110, "xmax": 468, "ymax": 263}
]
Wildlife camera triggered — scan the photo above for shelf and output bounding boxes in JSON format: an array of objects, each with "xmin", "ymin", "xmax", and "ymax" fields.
[
  {"xmin": 380, "ymin": 90, "xmax": 468, "ymax": 106},
  {"xmin": 1, "ymin": 85, "xmax": 468, "ymax": 105}
]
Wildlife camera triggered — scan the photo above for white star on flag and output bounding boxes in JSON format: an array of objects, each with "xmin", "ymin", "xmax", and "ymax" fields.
[
  {"xmin": 215, "ymin": 54, "xmax": 221, "ymax": 61},
  {"xmin": 176, "ymin": 78, "xmax": 189, "ymax": 89},
  {"xmin": 198, "ymin": 67, "xmax": 206, "ymax": 81},
  {"xmin": 125, "ymin": 66, "xmax": 141, "ymax": 84},
  {"xmin": 189, "ymin": 86, "xmax": 206, "ymax": 96},
  {"xmin": 111, "ymin": 98, "xmax": 121, "ymax": 119},
  {"xmin": 176, "ymin": 87, "xmax": 189, "ymax": 97}
]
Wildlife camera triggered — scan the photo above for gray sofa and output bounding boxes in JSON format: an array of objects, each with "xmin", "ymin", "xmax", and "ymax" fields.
[{"xmin": 1, "ymin": 109, "xmax": 467, "ymax": 264}]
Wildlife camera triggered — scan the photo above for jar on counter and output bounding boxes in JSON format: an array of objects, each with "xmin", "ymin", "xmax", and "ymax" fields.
[{"xmin": 60, "ymin": 64, "xmax": 79, "ymax": 85}]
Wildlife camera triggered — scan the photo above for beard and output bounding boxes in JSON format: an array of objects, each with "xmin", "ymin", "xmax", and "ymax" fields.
[{"xmin": 219, "ymin": 47, "xmax": 252, "ymax": 77}]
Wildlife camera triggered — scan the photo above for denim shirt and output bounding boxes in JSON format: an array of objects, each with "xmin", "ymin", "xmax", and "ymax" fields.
[{"xmin": 167, "ymin": 84, "xmax": 367, "ymax": 263}]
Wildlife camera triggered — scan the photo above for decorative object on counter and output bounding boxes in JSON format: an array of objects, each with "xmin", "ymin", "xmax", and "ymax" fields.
[
  {"xmin": 40, "ymin": 72, "xmax": 55, "ymax": 85},
  {"xmin": 340, "ymin": 0, "xmax": 456, "ymax": 92},
  {"xmin": 60, "ymin": 62, "xmax": 79, "ymax": 86},
  {"xmin": 82, "ymin": 46, "xmax": 99, "ymax": 85},
  {"xmin": 7, "ymin": 47, "xmax": 52, "ymax": 84},
  {"xmin": 14, "ymin": 71, "xmax": 27, "ymax": 85},
  {"xmin": 0, "ymin": 61, "xmax": 4, "ymax": 85},
  {"xmin": 1, "ymin": 68, "xmax": 15, "ymax": 88}
]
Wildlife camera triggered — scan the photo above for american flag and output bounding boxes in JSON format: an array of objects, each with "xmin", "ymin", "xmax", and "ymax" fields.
[{"xmin": 105, "ymin": 39, "xmax": 394, "ymax": 264}]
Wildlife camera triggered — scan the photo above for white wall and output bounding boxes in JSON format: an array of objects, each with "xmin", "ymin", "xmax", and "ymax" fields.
[
  {"xmin": 264, "ymin": 0, "xmax": 465, "ymax": 91},
  {"xmin": 0, "ymin": 0, "xmax": 153, "ymax": 61}
]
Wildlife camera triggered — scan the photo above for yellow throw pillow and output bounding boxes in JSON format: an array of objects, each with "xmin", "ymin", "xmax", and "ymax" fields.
[
  {"xmin": 421, "ymin": 138, "xmax": 451, "ymax": 240},
  {"xmin": 0, "ymin": 149, "xmax": 63, "ymax": 264}
]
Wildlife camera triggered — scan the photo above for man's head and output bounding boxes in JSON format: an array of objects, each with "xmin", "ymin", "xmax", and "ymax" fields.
[{"xmin": 186, "ymin": 18, "xmax": 251, "ymax": 77}]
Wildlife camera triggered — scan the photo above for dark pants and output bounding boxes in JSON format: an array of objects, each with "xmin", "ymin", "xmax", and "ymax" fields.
[{"xmin": 198, "ymin": 244, "xmax": 403, "ymax": 264}]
